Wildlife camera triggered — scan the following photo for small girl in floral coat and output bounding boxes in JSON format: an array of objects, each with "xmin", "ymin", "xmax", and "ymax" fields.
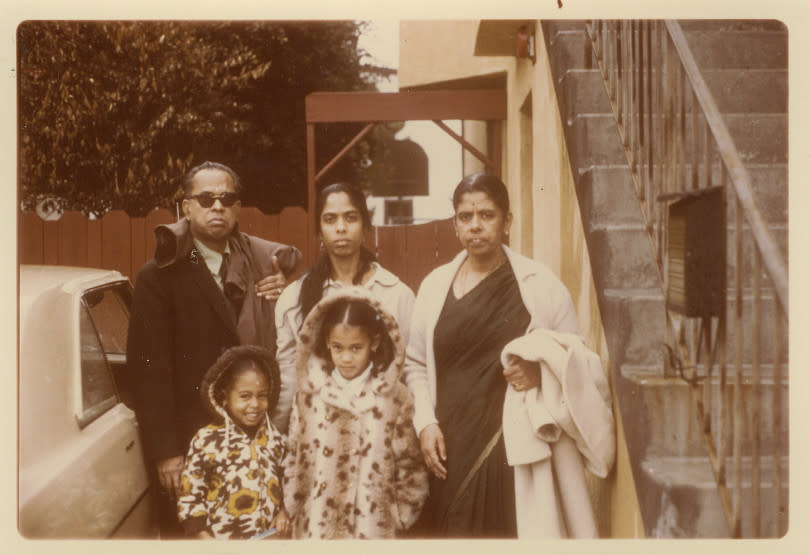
[
  {"xmin": 177, "ymin": 345, "xmax": 290, "ymax": 539},
  {"xmin": 284, "ymin": 287, "xmax": 428, "ymax": 538}
]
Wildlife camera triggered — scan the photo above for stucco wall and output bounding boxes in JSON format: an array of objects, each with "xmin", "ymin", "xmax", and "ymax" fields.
[
  {"xmin": 399, "ymin": 21, "xmax": 510, "ymax": 89},
  {"xmin": 398, "ymin": 19, "xmax": 643, "ymax": 538},
  {"xmin": 531, "ymin": 21, "xmax": 643, "ymax": 538}
]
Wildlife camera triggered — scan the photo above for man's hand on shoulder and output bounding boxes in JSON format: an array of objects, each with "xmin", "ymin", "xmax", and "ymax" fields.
[{"xmin": 255, "ymin": 255, "xmax": 287, "ymax": 301}]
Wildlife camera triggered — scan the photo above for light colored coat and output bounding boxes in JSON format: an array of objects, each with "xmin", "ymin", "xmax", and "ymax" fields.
[
  {"xmin": 283, "ymin": 288, "xmax": 428, "ymax": 538},
  {"xmin": 501, "ymin": 329, "xmax": 615, "ymax": 538}
]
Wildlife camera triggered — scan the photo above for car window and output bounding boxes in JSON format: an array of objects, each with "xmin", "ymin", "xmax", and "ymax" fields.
[
  {"xmin": 83, "ymin": 285, "xmax": 130, "ymax": 354},
  {"xmin": 77, "ymin": 284, "xmax": 131, "ymax": 428}
]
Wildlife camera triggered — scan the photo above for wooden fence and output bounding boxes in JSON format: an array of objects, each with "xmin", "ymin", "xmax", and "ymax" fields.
[{"xmin": 18, "ymin": 206, "xmax": 458, "ymax": 294}]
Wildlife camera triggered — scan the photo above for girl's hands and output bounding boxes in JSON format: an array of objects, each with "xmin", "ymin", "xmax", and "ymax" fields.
[
  {"xmin": 503, "ymin": 354, "xmax": 541, "ymax": 392},
  {"xmin": 419, "ymin": 423, "xmax": 447, "ymax": 480},
  {"xmin": 271, "ymin": 508, "xmax": 291, "ymax": 538}
]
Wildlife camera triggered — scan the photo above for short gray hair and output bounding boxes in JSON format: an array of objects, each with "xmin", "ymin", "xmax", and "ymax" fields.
[{"xmin": 183, "ymin": 161, "xmax": 242, "ymax": 196}]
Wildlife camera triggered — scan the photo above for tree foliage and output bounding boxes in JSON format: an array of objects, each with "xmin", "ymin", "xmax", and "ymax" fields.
[{"xmin": 18, "ymin": 21, "xmax": 385, "ymax": 216}]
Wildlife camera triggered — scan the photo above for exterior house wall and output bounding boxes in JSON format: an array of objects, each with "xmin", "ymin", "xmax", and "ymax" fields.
[
  {"xmin": 532, "ymin": 23, "xmax": 643, "ymax": 537},
  {"xmin": 399, "ymin": 20, "xmax": 509, "ymax": 88},
  {"xmin": 399, "ymin": 19, "xmax": 643, "ymax": 538}
]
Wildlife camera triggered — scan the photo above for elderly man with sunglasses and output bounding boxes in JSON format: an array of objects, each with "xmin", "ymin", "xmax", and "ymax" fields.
[{"xmin": 127, "ymin": 161, "xmax": 301, "ymax": 537}]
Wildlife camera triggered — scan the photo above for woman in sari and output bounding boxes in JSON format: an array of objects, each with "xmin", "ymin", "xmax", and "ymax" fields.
[{"xmin": 403, "ymin": 173, "xmax": 590, "ymax": 537}]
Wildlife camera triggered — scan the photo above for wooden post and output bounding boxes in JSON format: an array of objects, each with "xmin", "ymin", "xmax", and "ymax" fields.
[{"xmin": 306, "ymin": 122, "xmax": 317, "ymax": 266}]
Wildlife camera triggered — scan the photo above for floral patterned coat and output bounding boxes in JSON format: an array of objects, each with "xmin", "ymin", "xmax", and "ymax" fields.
[
  {"xmin": 283, "ymin": 287, "xmax": 428, "ymax": 538},
  {"xmin": 177, "ymin": 345, "xmax": 286, "ymax": 539}
]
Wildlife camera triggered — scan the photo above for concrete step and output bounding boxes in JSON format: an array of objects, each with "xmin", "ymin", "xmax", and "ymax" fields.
[
  {"xmin": 559, "ymin": 67, "xmax": 787, "ymax": 116},
  {"xmin": 577, "ymin": 166, "xmax": 642, "ymax": 228},
  {"xmin": 559, "ymin": 69, "xmax": 611, "ymax": 117},
  {"xmin": 727, "ymin": 224, "xmax": 789, "ymax": 282},
  {"xmin": 622, "ymin": 366, "xmax": 789, "ymax": 458},
  {"xmin": 722, "ymin": 114, "xmax": 787, "ymax": 165},
  {"xmin": 579, "ymin": 163, "xmax": 786, "ymax": 231},
  {"xmin": 678, "ymin": 20, "xmax": 787, "ymax": 33},
  {"xmin": 567, "ymin": 114, "xmax": 629, "ymax": 166},
  {"xmin": 644, "ymin": 220, "xmax": 789, "ymax": 289},
  {"xmin": 640, "ymin": 455, "xmax": 788, "ymax": 537},
  {"xmin": 601, "ymin": 289, "xmax": 668, "ymax": 367},
  {"xmin": 545, "ymin": 21, "xmax": 788, "ymax": 76},
  {"xmin": 588, "ymin": 227, "xmax": 660, "ymax": 290},
  {"xmin": 566, "ymin": 113, "xmax": 786, "ymax": 169},
  {"xmin": 545, "ymin": 19, "xmax": 587, "ymax": 32},
  {"xmin": 740, "ymin": 165, "xmax": 788, "ymax": 225},
  {"xmin": 546, "ymin": 28, "xmax": 589, "ymax": 78},
  {"xmin": 600, "ymin": 286, "xmax": 787, "ymax": 371},
  {"xmin": 587, "ymin": 221, "xmax": 788, "ymax": 306},
  {"xmin": 718, "ymin": 292, "xmax": 789, "ymax": 365},
  {"xmin": 683, "ymin": 29, "xmax": 787, "ymax": 70},
  {"xmin": 702, "ymin": 69, "xmax": 787, "ymax": 114},
  {"xmin": 580, "ymin": 164, "xmax": 787, "ymax": 229}
]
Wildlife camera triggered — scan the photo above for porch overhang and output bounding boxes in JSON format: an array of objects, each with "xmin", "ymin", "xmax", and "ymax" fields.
[{"xmin": 474, "ymin": 20, "xmax": 536, "ymax": 57}]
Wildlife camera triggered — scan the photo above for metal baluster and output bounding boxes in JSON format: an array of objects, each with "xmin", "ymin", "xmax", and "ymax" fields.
[
  {"xmin": 630, "ymin": 20, "xmax": 638, "ymax": 173},
  {"xmin": 653, "ymin": 21, "xmax": 664, "ymax": 240},
  {"xmin": 733, "ymin": 193, "xmax": 743, "ymax": 537},
  {"xmin": 772, "ymin": 301, "xmax": 783, "ymax": 536},
  {"xmin": 691, "ymin": 90, "xmax": 699, "ymax": 190},
  {"xmin": 751, "ymin": 247, "xmax": 762, "ymax": 537},
  {"xmin": 675, "ymin": 61, "xmax": 686, "ymax": 195},
  {"xmin": 717, "ymin": 164, "xmax": 728, "ymax": 489},
  {"xmin": 701, "ymin": 117, "xmax": 714, "ymax": 189}
]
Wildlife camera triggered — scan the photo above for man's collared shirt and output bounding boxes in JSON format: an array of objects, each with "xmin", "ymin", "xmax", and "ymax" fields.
[{"xmin": 192, "ymin": 238, "xmax": 231, "ymax": 291}]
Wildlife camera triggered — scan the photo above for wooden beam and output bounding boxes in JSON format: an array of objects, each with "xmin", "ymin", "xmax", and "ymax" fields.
[
  {"xmin": 490, "ymin": 119, "xmax": 502, "ymax": 179},
  {"xmin": 306, "ymin": 123, "xmax": 317, "ymax": 262},
  {"xmin": 314, "ymin": 122, "xmax": 377, "ymax": 185},
  {"xmin": 432, "ymin": 119, "xmax": 496, "ymax": 172},
  {"xmin": 306, "ymin": 90, "xmax": 506, "ymax": 123}
]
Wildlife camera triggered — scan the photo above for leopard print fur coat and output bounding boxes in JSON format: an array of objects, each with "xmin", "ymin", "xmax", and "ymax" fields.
[{"xmin": 283, "ymin": 287, "xmax": 428, "ymax": 538}]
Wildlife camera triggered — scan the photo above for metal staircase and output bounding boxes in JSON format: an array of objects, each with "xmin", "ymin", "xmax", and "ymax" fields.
[{"xmin": 541, "ymin": 19, "xmax": 788, "ymax": 538}]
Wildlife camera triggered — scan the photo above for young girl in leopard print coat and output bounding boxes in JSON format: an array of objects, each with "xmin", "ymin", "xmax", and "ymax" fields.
[
  {"xmin": 177, "ymin": 345, "xmax": 290, "ymax": 539},
  {"xmin": 283, "ymin": 287, "xmax": 428, "ymax": 538}
]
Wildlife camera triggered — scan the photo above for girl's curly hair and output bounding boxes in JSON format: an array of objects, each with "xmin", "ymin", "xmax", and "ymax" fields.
[{"xmin": 200, "ymin": 345, "xmax": 281, "ymax": 419}]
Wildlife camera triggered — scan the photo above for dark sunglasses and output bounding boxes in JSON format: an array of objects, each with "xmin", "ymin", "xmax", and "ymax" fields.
[{"xmin": 186, "ymin": 192, "xmax": 240, "ymax": 208}]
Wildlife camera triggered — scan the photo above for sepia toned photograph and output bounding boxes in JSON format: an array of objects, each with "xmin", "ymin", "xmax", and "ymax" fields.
[{"xmin": 13, "ymin": 4, "xmax": 796, "ymax": 548}]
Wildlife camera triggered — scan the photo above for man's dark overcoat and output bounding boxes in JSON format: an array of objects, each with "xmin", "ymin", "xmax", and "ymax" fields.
[{"xmin": 126, "ymin": 220, "xmax": 299, "ymax": 463}]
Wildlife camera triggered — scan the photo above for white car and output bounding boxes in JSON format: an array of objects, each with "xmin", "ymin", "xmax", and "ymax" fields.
[{"xmin": 19, "ymin": 265, "xmax": 155, "ymax": 538}]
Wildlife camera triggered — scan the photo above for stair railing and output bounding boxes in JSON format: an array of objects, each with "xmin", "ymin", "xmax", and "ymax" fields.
[{"xmin": 585, "ymin": 20, "xmax": 788, "ymax": 537}]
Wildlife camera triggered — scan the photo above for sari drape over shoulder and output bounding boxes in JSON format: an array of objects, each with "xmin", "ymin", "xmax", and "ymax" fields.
[{"xmin": 421, "ymin": 263, "xmax": 530, "ymax": 537}]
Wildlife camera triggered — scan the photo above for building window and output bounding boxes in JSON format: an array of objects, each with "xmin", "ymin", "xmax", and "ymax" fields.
[{"xmin": 384, "ymin": 199, "xmax": 414, "ymax": 225}]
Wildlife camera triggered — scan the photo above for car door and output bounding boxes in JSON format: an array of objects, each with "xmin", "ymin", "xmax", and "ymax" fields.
[
  {"xmin": 78, "ymin": 282, "xmax": 153, "ymax": 537},
  {"xmin": 19, "ymin": 280, "xmax": 153, "ymax": 538}
]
